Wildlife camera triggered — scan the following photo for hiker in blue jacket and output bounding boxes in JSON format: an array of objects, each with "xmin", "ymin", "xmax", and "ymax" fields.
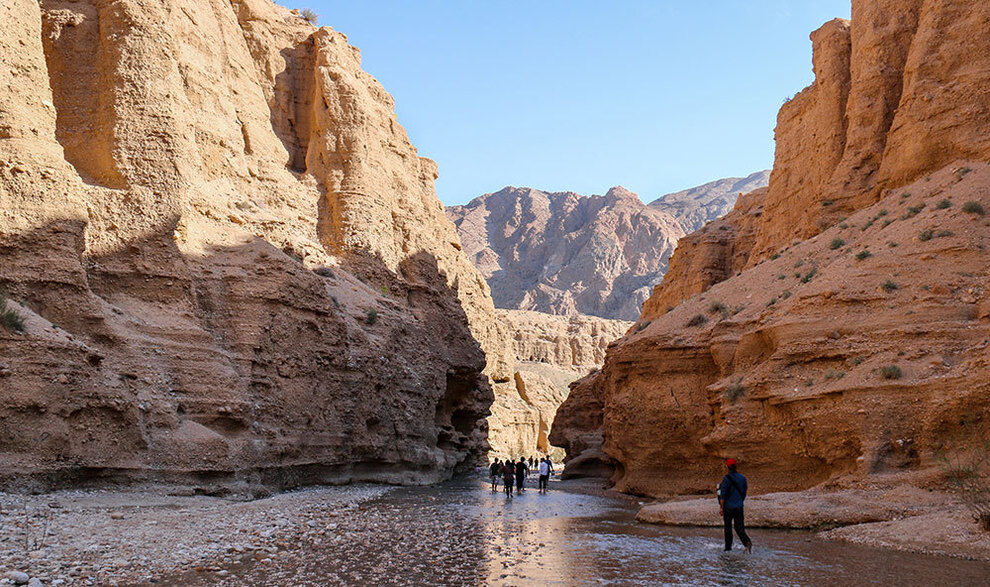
[{"xmin": 718, "ymin": 458, "xmax": 752, "ymax": 553}]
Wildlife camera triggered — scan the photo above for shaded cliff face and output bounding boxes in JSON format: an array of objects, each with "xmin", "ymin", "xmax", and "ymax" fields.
[
  {"xmin": 0, "ymin": 0, "xmax": 498, "ymax": 489},
  {"xmin": 447, "ymin": 186, "xmax": 685, "ymax": 321},
  {"xmin": 553, "ymin": 0, "xmax": 990, "ymax": 494},
  {"xmin": 487, "ymin": 310, "xmax": 630, "ymax": 459}
]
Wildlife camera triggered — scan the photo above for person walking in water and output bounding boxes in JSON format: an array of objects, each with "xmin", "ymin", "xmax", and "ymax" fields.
[
  {"xmin": 489, "ymin": 459, "xmax": 501, "ymax": 492},
  {"xmin": 538, "ymin": 456, "xmax": 551, "ymax": 493},
  {"xmin": 502, "ymin": 460, "xmax": 515, "ymax": 498},
  {"xmin": 515, "ymin": 458, "xmax": 528, "ymax": 493},
  {"xmin": 718, "ymin": 458, "xmax": 752, "ymax": 553}
]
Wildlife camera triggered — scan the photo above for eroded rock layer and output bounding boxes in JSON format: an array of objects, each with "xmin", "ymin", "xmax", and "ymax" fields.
[
  {"xmin": 0, "ymin": 0, "xmax": 500, "ymax": 490},
  {"xmin": 553, "ymin": 0, "xmax": 990, "ymax": 494},
  {"xmin": 487, "ymin": 310, "xmax": 629, "ymax": 459}
]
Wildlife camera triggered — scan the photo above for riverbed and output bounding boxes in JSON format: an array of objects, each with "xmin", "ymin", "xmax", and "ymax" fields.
[{"xmin": 166, "ymin": 477, "xmax": 989, "ymax": 586}]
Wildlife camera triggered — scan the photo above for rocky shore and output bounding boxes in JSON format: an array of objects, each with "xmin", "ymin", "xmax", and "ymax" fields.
[
  {"xmin": 637, "ymin": 482, "xmax": 990, "ymax": 561},
  {"xmin": 0, "ymin": 484, "xmax": 390, "ymax": 585}
]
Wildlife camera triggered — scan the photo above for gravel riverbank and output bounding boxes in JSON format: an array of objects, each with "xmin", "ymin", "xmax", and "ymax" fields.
[{"xmin": 0, "ymin": 484, "xmax": 391, "ymax": 585}]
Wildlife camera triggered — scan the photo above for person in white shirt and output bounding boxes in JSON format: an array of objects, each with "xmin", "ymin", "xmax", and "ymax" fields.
[{"xmin": 538, "ymin": 457, "xmax": 552, "ymax": 493}]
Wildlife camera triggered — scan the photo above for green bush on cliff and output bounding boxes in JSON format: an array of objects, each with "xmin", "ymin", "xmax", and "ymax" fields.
[{"xmin": 0, "ymin": 294, "xmax": 25, "ymax": 333}]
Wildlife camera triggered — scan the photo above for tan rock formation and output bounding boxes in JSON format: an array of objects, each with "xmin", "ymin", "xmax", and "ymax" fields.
[
  {"xmin": 553, "ymin": 0, "xmax": 990, "ymax": 495},
  {"xmin": 487, "ymin": 310, "xmax": 629, "ymax": 459},
  {"xmin": 0, "ymin": 0, "xmax": 501, "ymax": 490}
]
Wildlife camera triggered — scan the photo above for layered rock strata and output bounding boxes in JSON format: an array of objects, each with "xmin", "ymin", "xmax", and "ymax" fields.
[
  {"xmin": 0, "ymin": 0, "xmax": 502, "ymax": 490},
  {"xmin": 553, "ymin": 0, "xmax": 990, "ymax": 496},
  {"xmin": 487, "ymin": 310, "xmax": 629, "ymax": 459}
]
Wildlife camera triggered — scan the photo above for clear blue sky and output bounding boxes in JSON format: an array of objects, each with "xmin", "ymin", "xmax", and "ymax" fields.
[{"xmin": 285, "ymin": 1, "xmax": 851, "ymax": 206}]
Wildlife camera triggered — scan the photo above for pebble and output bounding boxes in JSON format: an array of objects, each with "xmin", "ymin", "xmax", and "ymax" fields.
[{"xmin": 5, "ymin": 571, "xmax": 30, "ymax": 585}]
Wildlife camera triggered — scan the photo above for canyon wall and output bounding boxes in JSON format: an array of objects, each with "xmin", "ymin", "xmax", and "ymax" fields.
[
  {"xmin": 0, "ymin": 0, "xmax": 504, "ymax": 490},
  {"xmin": 488, "ymin": 309, "xmax": 630, "ymax": 459},
  {"xmin": 553, "ymin": 0, "xmax": 990, "ymax": 495}
]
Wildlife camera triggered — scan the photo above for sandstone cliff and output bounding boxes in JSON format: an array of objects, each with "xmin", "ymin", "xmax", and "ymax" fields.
[
  {"xmin": 553, "ymin": 0, "xmax": 990, "ymax": 496},
  {"xmin": 0, "ymin": 0, "xmax": 504, "ymax": 490},
  {"xmin": 487, "ymin": 310, "xmax": 630, "ymax": 459}
]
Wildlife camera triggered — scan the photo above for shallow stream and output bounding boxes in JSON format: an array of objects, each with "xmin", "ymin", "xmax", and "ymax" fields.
[{"xmin": 176, "ymin": 476, "xmax": 990, "ymax": 586}]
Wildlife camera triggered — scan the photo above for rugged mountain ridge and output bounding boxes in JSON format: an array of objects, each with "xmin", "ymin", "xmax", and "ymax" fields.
[
  {"xmin": 0, "ymin": 0, "xmax": 507, "ymax": 490},
  {"xmin": 552, "ymin": 0, "xmax": 990, "ymax": 497},
  {"xmin": 446, "ymin": 173, "xmax": 769, "ymax": 321}
]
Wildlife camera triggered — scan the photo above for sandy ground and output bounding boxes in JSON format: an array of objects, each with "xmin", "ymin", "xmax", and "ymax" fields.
[
  {"xmin": 637, "ymin": 484, "xmax": 990, "ymax": 561},
  {"xmin": 0, "ymin": 484, "xmax": 390, "ymax": 585}
]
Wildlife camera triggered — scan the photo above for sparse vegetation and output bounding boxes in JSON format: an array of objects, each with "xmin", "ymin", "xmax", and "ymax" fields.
[
  {"xmin": 936, "ymin": 199, "xmax": 952, "ymax": 209},
  {"xmin": 731, "ymin": 304, "xmax": 746, "ymax": 315},
  {"xmin": 708, "ymin": 301, "xmax": 728, "ymax": 316},
  {"xmin": 777, "ymin": 274, "xmax": 786, "ymax": 280},
  {"xmin": 725, "ymin": 380, "xmax": 745, "ymax": 402},
  {"xmin": 849, "ymin": 356, "xmax": 865, "ymax": 366},
  {"xmin": 634, "ymin": 320, "xmax": 651, "ymax": 333},
  {"xmin": 0, "ymin": 294, "xmax": 25, "ymax": 333},
  {"xmin": 830, "ymin": 237, "xmax": 845, "ymax": 250},
  {"xmin": 686, "ymin": 314, "xmax": 708, "ymax": 328},
  {"xmin": 365, "ymin": 309, "xmax": 378, "ymax": 325},
  {"xmin": 766, "ymin": 297, "xmax": 777, "ymax": 307},
  {"xmin": 824, "ymin": 369, "xmax": 845, "ymax": 381},
  {"xmin": 882, "ymin": 219, "xmax": 893, "ymax": 227},
  {"xmin": 855, "ymin": 249, "xmax": 873, "ymax": 261},
  {"xmin": 881, "ymin": 280, "xmax": 898, "ymax": 293},
  {"xmin": 888, "ymin": 241, "xmax": 899, "ymax": 247},
  {"xmin": 805, "ymin": 378, "xmax": 814, "ymax": 387},
  {"xmin": 839, "ymin": 222, "xmax": 849, "ymax": 230},
  {"xmin": 822, "ymin": 199, "xmax": 834, "ymax": 206},
  {"xmin": 381, "ymin": 285, "xmax": 390, "ymax": 296},
  {"xmin": 902, "ymin": 203, "xmax": 926, "ymax": 219},
  {"xmin": 901, "ymin": 192, "xmax": 911, "ymax": 199},
  {"xmin": 314, "ymin": 267, "xmax": 334, "ymax": 278},
  {"xmin": 962, "ymin": 201, "xmax": 985, "ymax": 215},
  {"xmin": 938, "ymin": 424, "xmax": 990, "ymax": 532},
  {"xmin": 880, "ymin": 364, "xmax": 902, "ymax": 380},
  {"xmin": 919, "ymin": 229, "xmax": 934, "ymax": 242},
  {"xmin": 937, "ymin": 230, "xmax": 954, "ymax": 238},
  {"xmin": 300, "ymin": 8, "xmax": 319, "ymax": 24},
  {"xmin": 800, "ymin": 267, "xmax": 818, "ymax": 283},
  {"xmin": 794, "ymin": 260, "xmax": 805, "ymax": 268},
  {"xmin": 780, "ymin": 289, "xmax": 792, "ymax": 299},
  {"xmin": 958, "ymin": 166, "xmax": 973, "ymax": 177},
  {"xmin": 770, "ymin": 252, "xmax": 782, "ymax": 260}
]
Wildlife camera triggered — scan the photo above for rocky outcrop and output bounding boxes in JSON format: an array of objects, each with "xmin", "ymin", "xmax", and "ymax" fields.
[
  {"xmin": 0, "ymin": 0, "xmax": 500, "ymax": 490},
  {"xmin": 487, "ymin": 310, "xmax": 630, "ymax": 459},
  {"xmin": 447, "ymin": 186, "xmax": 684, "ymax": 320},
  {"xmin": 751, "ymin": 0, "xmax": 990, "ymax": 263},
  {"xmin": 553, "ymin": 0, "xmax": 990, "ymax": 496},
  {"xmin": 641, "ymin": 187, "xmax": 768, "ymax": 317},
  {"xmin": 649, "ymin": 170, "xmax": 769, "ymax": 232}
]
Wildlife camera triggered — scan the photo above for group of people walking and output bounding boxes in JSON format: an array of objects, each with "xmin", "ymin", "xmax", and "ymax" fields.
[{"xmin": 488, "ymin": 456, "xmax": 554, "ymax": 496}]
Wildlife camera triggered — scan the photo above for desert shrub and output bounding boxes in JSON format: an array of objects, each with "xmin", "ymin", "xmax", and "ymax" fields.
[
  {"xmin": 901, "ymin": 192, "xmax": 911, "ymax": 199},
  {"xmin": 822, "ymin": 199, "xmax": 834, "ymax": 207},
  {"xmin": 804, "ymin": 378, "xmax": 814, "ymax": 387},
  {"xmin": 939, "ymin": 425, "xmax": 990, "ymax": 532},
  {"xmin": 829, "ymin": 237, "xmax": 845, "ymax": 250},
  {"xmin": 936, "ymin": 199, "xmax": 952, "ymax": 209},
  {"xmin": 902, "ymin": 203, "xmax": 926, "ymax": 219},
  {"xmin": 731, "ymin": 305, "xmax": 746, "ymax": 315},
  {"xmin": 877, "ymin": 209, "xmax": 888, "ymax": 217},
  {"xmin": 962, "ymin": 201, "xmax": 985, "ymax": 215},
  {"xmin": 770, "ymin": 253, "xmax": 781, "ymax": 260},
  {"xmin": 839, "ymin": 222, "xmax": 849, "ymax": 229},
  {"xmin": 919, "ymin": 229, "xmax": 934, "ymax": 241},
  {"xmin": 794, "ymin": 260, "xmax": 804, "ymax": 268},
  {"xmin": 882, "ymin": 219, "xmax": 893, "ymax": 227},
  {"xmin": 881, "ymin": 280, "xmax": 898, "ymax": 293},
  {"xmin": 780, "ymin": 289, "xmax": 792, "ymax": 299},
  {"xmin": 300, "ymin": 8, "xmax": 319, "ymax": 24},
  {"xmin": 880, "ymin": 364, "xmax": 902, "ymax": 380},
  {"xmin": 861, "ymin": 219, "xmax": 875, "ymax": 230},
  {"xmin": 634, "ymin": 320, "xmax": 651, "ymax": 333},
  {"xmin": 0, "ymin": 294, "xmax": 25, "ymax": 333},
  {"xmin": 686, "ymin": 314, "xmax": 707, "ymax": 327},
  {"xmin": 959, "ymin": 166, "xmax": 973, "ymax": 177},
  {"xmin": 937, "ymin": 230, "xmax": 954, "ymax": 238},
  {"xmin": 855, "ymin": 250, "xmax": 873, "ymax": 261},
  {"xmin": 824, "ymin": 369, "xmax": 845, "ymax": 381},
  {"xmin": 365, "ymin": 309, "xmax": 378, "ymax": 325},
  {"xmin": 708, "ymin": 302, "xmax": 728, "ymax": 316},
  {"xmin": 800, "ymin": 267, "xmax": 817, "ymax": 283},
  {"xmin": 766, "ymin": 297, "xmax": 777, "ymax": 307},
  {"xmin": 849, "ymin": 356, "xmax": 865, "ymax": 366},
  {"xmin": 725, "ymin": 380, "xmax": 745, "ymax": 402},
  {"xmin": 313, "ymin": 267, "xmax": 334, "ymax": 278}
]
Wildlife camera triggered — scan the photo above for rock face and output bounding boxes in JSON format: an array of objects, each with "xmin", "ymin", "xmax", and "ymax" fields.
[
  {"xmin": 487, "ymin": 310, "xmax": 630, "ymax": 459},
  {"xmin": 0, "ymin": 0, "xmax": 504, "ymax": 489},
  {"xmin": 553, "ymin": 0, "xmax": 990, "ymax": 495},
  {"xmin": 649, "ymin": 170, "xmax": 770, "ymax": 232},
  {"xmin": 447, "ymin": 186, "xmax": 684, "ymax": 321}
]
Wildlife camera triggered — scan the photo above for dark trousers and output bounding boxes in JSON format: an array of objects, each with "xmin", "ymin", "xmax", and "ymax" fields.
[
  {"xmin": 516, "ymin": 475, "xmax": 524, "ymax": 491},
  {"xmin": 538, "ymin": 474, "xmax": 549, "ymax": 491},
  {"xmin": 504, "ymin": 479, "xmax": 513, "ymax": 495},
  {"xmin": 723, "ymin": 507, "xmax": 750, "ymax": 550}
]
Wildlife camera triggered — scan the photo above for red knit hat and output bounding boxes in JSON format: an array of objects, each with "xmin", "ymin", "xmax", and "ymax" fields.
[{"xmin": 725, "ymin": 458, "xmax": 737, "ymax": 467}]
